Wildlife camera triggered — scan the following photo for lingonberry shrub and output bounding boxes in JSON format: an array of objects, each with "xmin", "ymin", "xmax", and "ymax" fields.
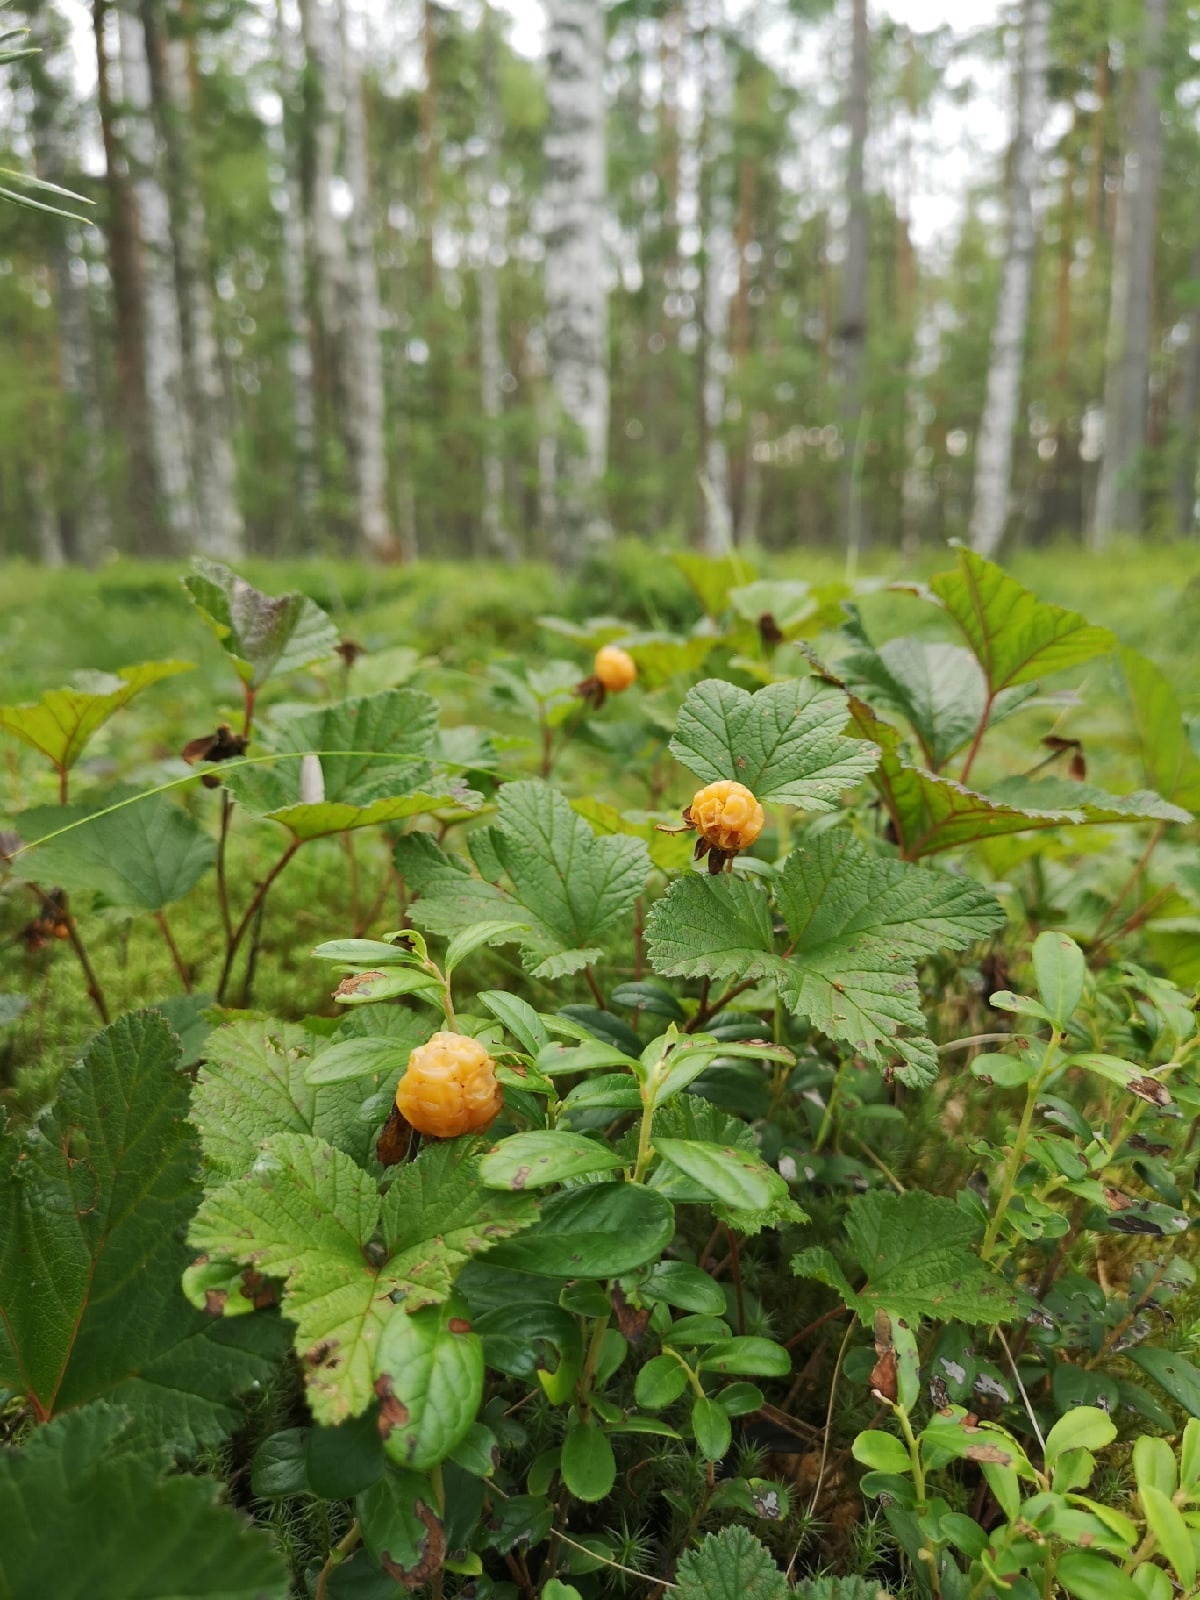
[{"xmin": 0, "ymin": 549, "xmax": 1197, "ymax": 1599}]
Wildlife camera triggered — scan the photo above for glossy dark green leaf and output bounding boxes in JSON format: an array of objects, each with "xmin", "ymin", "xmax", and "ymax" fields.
[
  {"xmin": 484, "ymin": 1183, "xmax": 674, "ymax": 1278},
  {"xmin": 560, "ymin": 1413, "xmax": 616, "ymax": 1502},
  {"xmin": 357, "ymin": 1466, "xmax": 446, "ymax": 1588},
  {"xmin": 250, "ymin": 1427, "xmax": 310, "ymax": 1500},
  {"xmin": 305, "ymin": 1407, "xmax": 386, "ymax": 1499},
  {"xmin": 479, "ymin": 1131, "xmax": 626, "ymax": 1189},
  {"xmin": 692, "ymin": 1395, "xmax": 732, "ymax": 1461},
  {"xmin": 375, "ymin": 1298, "xmax": 484, "ymax": 1470},
  {"xmin": 635, "ymin": 1354, "xmax": 690, "ymax": 1409}
]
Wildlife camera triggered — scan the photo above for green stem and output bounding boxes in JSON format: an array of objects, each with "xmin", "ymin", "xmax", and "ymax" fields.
[
  {"xmin": 980, "ymin": 1029, "xmax": 1062, "ymax": 1261},
  {"xmin": 578, "ymin": 1312, "xmax": 611, "ymax": 1420},
  {"xmin": 813, "ymin": 1057, "xmax": 850, "ymax": 1152},
  {"xmin": 315, "ymin": 1520, "xmax": 361, "ymax": 1600},
  {"xmin": 631, "ymin": 1095, "xmax": 656, "ymax": 1183}
]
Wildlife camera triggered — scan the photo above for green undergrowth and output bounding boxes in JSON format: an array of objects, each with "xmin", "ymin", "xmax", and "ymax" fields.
[{"xmin": 1, "ymin": 544, "xmax": 1199, "ymax": 1600}]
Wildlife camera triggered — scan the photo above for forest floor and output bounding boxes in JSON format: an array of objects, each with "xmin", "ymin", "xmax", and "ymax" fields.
[{"xmin": 3, "ymin": 539, "xmax": 1198, "ymax": 1104}]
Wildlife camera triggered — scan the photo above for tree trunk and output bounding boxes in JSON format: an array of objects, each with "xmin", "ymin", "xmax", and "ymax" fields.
[
  {"xmin": 968, "ymin": 0, "xmax": 1048, "ymax": 558},
  {"xmin": 478, "ymin": 3, "xmax": 516, "ymax": 560},
  {"xmin": 836, "ymin": 0, "xmax": 870, "ymax": 557},
  {"xmin": 337, "ymin": 0, "xmax": 396, "ymax": 559},
  {"xmin": 1171, "ymin": 247, "xmax": 1200, "ymax": 537},
  {"xmin": 153, "ymin": 0, "xmax": 245, "ymax": 559},
  {"xmin": 26, "ymin": 2, "xmax": 112, "ymax": 565},
  {"xmin": 543, "ymin": 0, "xmax": 610, "ymax": 560},
  {"xmin": 115, "ymin": 0, "xmax": 196, "ymax": 549},
  {"xmin": 298, "ymin": 0, "xmax": 350, "ymax": 435},
  {"xmin": 696, "ymin": 0, "xmax": 734, "ymax": 553},
  {"xmin": 92, "ymin": 0, "xmax": 158, "ymax": 551},
  {"xmin": 271, "ymin": 0, "xmax": 320, "ymax": 545},
  {"xmin": 1091, "ymin": 0, "xmax": 1167, "ymax": 547}
]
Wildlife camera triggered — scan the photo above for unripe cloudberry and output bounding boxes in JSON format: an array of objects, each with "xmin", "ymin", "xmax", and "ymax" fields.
[
  {"xmin": 593, "ymin": 645, "xmax": 637, "ymax": 694},
  {"xmin": 680, "ymin": 779, "xmax": 764, "ymax": 873},
  {"xmin": 395, "ymin": 1032, "xmax": 504, "ymax": 1139}
]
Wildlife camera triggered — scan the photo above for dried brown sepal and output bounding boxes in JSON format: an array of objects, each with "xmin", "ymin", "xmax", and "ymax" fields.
[
  {"xmin": 376, "ymin": 1104, "xmax": 415, "ymax": 1167},
  {"xmin": 336, "ymin": 638, "xmax": 366, "ymax": 667},
  {"xmin": 758, "ymin": 611, "xmax": 784, "ymax": 648},
  {"xmin": 612, "ymin": 1282, "xmax": 651, "ymax": 1346},
  {"xmin": 575, "ymin": 674, "xmax": 607, "ymax": 710},
  {"xmin": 181, "ymin": 724, "xmax": 248, "ymax": 788}
]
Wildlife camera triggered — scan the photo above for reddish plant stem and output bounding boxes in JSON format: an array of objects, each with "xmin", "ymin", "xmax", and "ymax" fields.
[
  {"xmin": 215, "ymin": 793, "xmax": 235, "ymax": 947},
  {"xmin": 685, "ymin": 975, "xmax": 759, "ymax": 1032},
  {"xmin": 584, "ymin": 965, "xmax": 608, "ymax": 1010},
  {"xmin": 958, "ymin": 691, "xmax": 995, "ymax": 787},
  {"xmin": 58, "ymin": 764, "xmax": 69, "ymax": 805},
  {"xmin": 785, "ymin": 1302, "xmax": 848, "ymax": 1351},
  {"xmin": 154, "ymin": 910, "xmax": 192, "ymax": 992},
  {"xmin": 215, "ymin": 839, "xmax": 302, "ymax": 1003},
  {"xmin": 66, "ymin": 916, "xmax": 110, "ymax": 1024},
  {"xmin": 725, "ymin": 1226, "xmax": 746, "ymax": 1334}
]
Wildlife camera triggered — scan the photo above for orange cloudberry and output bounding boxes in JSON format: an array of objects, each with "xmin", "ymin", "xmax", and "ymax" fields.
[
  {"xmin": 395, "ymin": 1031, "xmax": 504, "ymax": 1139},
  {"xmin": 593, "ymin": 645, "xmax": 637, "ymax": 694},
  {"xmin": 684, "ymin": 779, "xmax": 765, "ymax": 873}
]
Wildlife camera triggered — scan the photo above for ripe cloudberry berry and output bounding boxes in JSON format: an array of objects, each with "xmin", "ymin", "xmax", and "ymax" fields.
[
  {"xmin": 578, "ymin": 644, "xmax": 637, "ymax": 708},
  {"xmin": 395, "ymin": 1031, "xmax": 504, "ymax": 1139},
  {"xmin": 593, "ymin": 645, "xmax": 637, "ymax": 694},
  {"xmin": 667, "ymin": 779, "xmax": 765, "ymax": 874}
]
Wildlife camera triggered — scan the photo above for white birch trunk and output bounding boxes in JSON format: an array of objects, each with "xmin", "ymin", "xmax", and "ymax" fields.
[
  {"xmin": 1170, "ymin": 247, "xmax": 1200, "ymax": 537},
  {"xmin": 158, "ymin": 2, "xmax": 244, "ymax": 559},
  {"xmin": 698, "ymin": 0, "xmax": 733, "ymax": 553},
  {"xmin": 298, "ymin": 0, "xmax": 351, "ymax": 405},
  {"xmin": 837, "ymin": 0, "xmax": 871, "ymax": 556},
  {"xmin": 1091, "ymin": 0, "xmax": 1167, "ymax": 547},
  {"xmin": 27, "ymin": 4, "xmax": 112, "ymax": 565},
  {"xmin": 271, "ymin": 0, "xmax": 320, "ymax": 541},
  {"xmin": 30, "ymin": 457, "xmax": 66, "ymax": 568},
  {"xmin": 337, "ymin": 0, "xmax": 395, "ymax": 559},
  {"xmin": 969, "ymin": 0, "xmax": 1048, "ymax": 557},
  {"xmin": 478, "ymin": 2, "xmax": 517, "ymax": 560},
  {"xmin": 116, "ymin": 0, "xmax": 195, "ymax": 549},
  {"xmin": 543, "ymin": 0, "xmax": 610, "ymax": 559}
]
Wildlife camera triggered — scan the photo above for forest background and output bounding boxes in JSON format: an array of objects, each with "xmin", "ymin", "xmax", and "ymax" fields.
[{"xmin": 3, "ymin": 0, "xmax": 1199, "ymax": 569}]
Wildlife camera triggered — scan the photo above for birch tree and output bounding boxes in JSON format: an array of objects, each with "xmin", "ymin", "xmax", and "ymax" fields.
[
  {"xmin": 478, "ymin": 2, "xmax": 517, "ymax": 559},
  {"xmin": 968, "ymin": 0, "xmax": 1048, "ymax": 557},
  {"xmin": 543, "ymin": 0, "xmax": 610, "ymax": 558},
  {"xmin": 836, "ymin": 0, "xmax": 870, "ymax": 557},
  {"xmin": 115, "ymin": 0, "xmax": 195, "ymax": 549},
  {"xmin": 697, "ymin": 0, "xmax": 734, "ymax": 553},
  {"xmin": 26, "ymin": 0, "xmax": 111, "ymax": 565},
  {"xmin": 270, "ymin": 0, "xmax": 319, "ymax": 542},
  {"xmin": 155, "ymin": 0, "xmax": 244, "ymax": 559},
  {"xmin": 1091, "ymin": 0, "xmax": 1168, "ymax": 547},
  {"xmin": 337, "ymin": 0, "xmax": 395, "ymax": 558}
]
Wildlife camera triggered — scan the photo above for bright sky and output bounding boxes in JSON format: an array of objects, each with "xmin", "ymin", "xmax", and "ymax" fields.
[{"xmin": 59, "ymin": 0, "xmax": 1010, "ymax": 253}]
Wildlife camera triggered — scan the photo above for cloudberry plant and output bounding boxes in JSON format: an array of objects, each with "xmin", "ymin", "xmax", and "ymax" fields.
[{"xmin": 394, "ymin": 1031, "xmax": 504, "ymax": 1138}]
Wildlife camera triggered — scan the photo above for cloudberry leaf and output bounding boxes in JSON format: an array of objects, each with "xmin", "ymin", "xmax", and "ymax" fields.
[
  {"xmin": 398, "ymin": 780, "xmax": 650, "ymax": 979},
  {"xmin": 0, "ymin": 659, "xmax": 192, "ymax": 774},
  {"xmin": 188, "ymin": 1137, "xmax": 533, "ymax": 1426},
  {"xmin": 0, "ymin": 1403, "xmax": 288, "ymax": 1598},
  {"xmin": 191, "ymin": 1017, "xmax": 427, "ymax": 1179},
  {"xmin": 669, "ymin": 677, "xmax": 877, "ymax": 809},
  {"xmin": 792, "ymin": 1190, "xmax": 1028, "ymax": 1325},
  {"xmin": 183, "ymin": 558, "xmax": 338, "ymax": 687},
  {"xmin": 917, "ymin": 546, "xmax": 1114, "ymax": 693},
  {"xmin": 840, "ymin": 636, "xmax": 1033, "ymax": 769},
  {"xmin": 846, "ymin": 695, "xmax": 1188, "ymax": 857},
  {"xmin": 0, "ymin": 1012, "xmax": 281, "ymax": 1456},
  {"xmin": 674, "ymin": 1525, "xmax": 790, "ymax": 1600},
  {"xmin": 1119, "ymin": 646, "xmax": 1200, "ymax": 810},
  {"xmin": 14, "ymin": 790, "xmax": 215, "ymax": 910},
  {"xmin": 772, "ymin": 831, "xmax": 1004, "ymax": 1080},
  {"xmin": 647, "ymin": 833, "xmax": 1002, "ymax": 1086},
  {"xmin": 224, "ymin": 689, "xmax": 478, "ymax": 838}
]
